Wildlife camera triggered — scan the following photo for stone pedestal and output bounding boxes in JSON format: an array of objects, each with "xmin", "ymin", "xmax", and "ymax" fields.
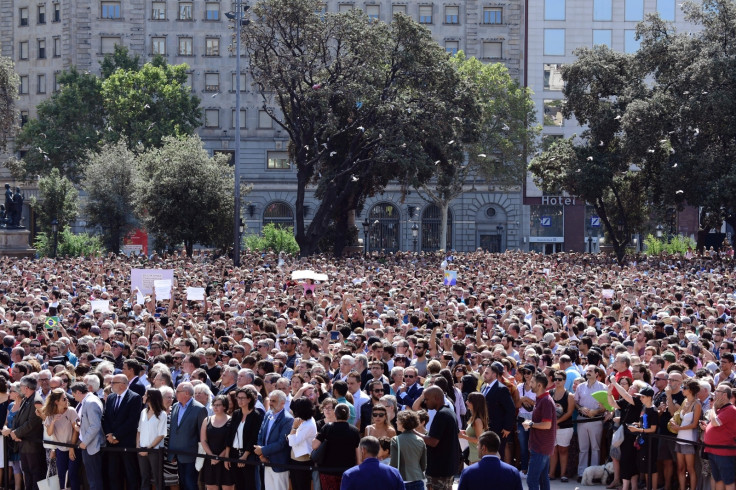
[{"xmin": 0, "ymin": 228, "xmax": 36, "ymax": 258}]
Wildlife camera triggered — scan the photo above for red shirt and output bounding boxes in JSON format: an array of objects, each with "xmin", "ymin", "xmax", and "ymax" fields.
[
  {"xmin": 705, "ymin": 404, "xmax": 736, "ymax": 456},
  {"xmin": 614, "ymin": 369, "xmax": 633, "ymax": 400},
  {"xmin": 530, "ymin": 391, "xmax": 557, "ymax": 455}
]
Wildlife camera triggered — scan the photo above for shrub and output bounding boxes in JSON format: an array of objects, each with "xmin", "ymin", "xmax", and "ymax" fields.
[
  {"xmin": 34, "ymin": 229, "xmax": 104, "ymax": 258},
  {"xmin": 643, "ymin": 233, "xmax": 695, "ymax": 255},
  {"xmin": 243, "ymin": 223, "xmax": 299, "ymax": 254}
]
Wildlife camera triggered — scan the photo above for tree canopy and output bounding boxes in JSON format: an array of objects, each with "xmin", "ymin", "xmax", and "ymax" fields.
[{"xmin": 31, "ymin": 168, "xmax": 78, "ymax": 233}]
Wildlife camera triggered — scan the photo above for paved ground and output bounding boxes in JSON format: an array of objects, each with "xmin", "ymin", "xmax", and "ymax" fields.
[{"xmin": 453, "ymin": 476, "xmax": 607, "ymax": 490}]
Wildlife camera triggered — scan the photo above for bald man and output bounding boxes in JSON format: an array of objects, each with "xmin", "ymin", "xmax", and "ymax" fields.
[
  {"xmin": 415, "ymin": 386, "xmax": 461, "ymax": 490},
  {"xmin": 103, "ymin": 374, "xmax": 143, "ymax": 490}
]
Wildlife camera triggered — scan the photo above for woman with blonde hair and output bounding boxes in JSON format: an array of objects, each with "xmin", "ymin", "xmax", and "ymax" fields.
[
  {"xmin": 42, "ymin": 388, "xmax": 79, "ymax": 490},
  {"xmin": 459, "ymin": 392, "xmax": 489, "ymax": 464},
  {"xmin": 364, "ymin": 403, "xmax": 396, "ymax": 439}
]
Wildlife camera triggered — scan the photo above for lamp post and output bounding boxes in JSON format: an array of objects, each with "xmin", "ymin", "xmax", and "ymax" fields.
[
  {"xmin": 226, "ymin": 1, "xmax": 249, "ymax": 267},
  {"xmin": 496, "ymin": 224, "xmax": 504, "ymax": 252},
  {"xmin": 362, "ymin": 218, "xmax": 370, "ymax": 258},
  {"xmin": 412, "ymin": 222, "xmax": 418, "ymax": 252},
  {"xmin": 588, "ymin": 235, "xmax": 593, "ymax": 253},
  {"xmin": 51, "ymin": 219, "xmax": 58, "ymax": 259},
  {"xmin": 656, "ymin": 224, "xmax": 663, "ymax": 239}
]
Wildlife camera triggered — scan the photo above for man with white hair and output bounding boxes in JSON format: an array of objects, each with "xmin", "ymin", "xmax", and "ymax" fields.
[
  {"xmin": 255, "ymin": 390, "xmax": 294, "ymax": 490},
  {"xmin": 334, "ymin": 355, "xmax": 355, "ymax": 382}
]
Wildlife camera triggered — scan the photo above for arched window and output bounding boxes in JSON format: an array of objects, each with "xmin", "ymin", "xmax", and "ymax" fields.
[
  {"xmin": 421, "ymin": 205, "xmax": 453, "ymax": 251},
  {"xmin": 367, "ymin": 203, "xmax": 400, "ymax": 252},
  {"xmin": 263, "ymin": 201, "xmax": 294, "ymax": 228}
]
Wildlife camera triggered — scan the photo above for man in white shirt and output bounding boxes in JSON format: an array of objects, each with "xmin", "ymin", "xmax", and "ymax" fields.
[
  {"xmin": 347, "ymin": 372, "xmax": 370, "ymax": 428},
  {"xmin": 574, "ymin": 365, "xmax": 606, "ymax": 481}
]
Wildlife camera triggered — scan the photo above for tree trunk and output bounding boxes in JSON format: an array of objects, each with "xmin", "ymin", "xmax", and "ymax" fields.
[
  {"xmin": 439, "ymin": 201, "xmax": 449, "ymax": 251},
  {"xmin": 294, "ymin": 167, "xmax": 309, "ymax": 252},
  {"xmin": 185, "ymin": 240, "xmax": 193, "ymax": 258}
]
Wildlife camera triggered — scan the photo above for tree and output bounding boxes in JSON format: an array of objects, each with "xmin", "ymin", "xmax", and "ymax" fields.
[
  {"xmin": 31, "ymin": 168, "xmax": 78, "ymax": 233},
  {"xmin": 102, "ymin": 61, "xmax": 201, "ymax": 151},
  {"xmin": 244, "ymin": 0, "xmax": 473, "ymax": 255},
  {"xmin": 12, "ymin": 68, "xmax": 105, "ymax": 182},
  {"xmin": 100, "ymin": 45, "xmax": 141, "ymax": 79},
  {"xmin": 134, "ymin": 135, "xmax": 235, "ymax": 257},
  {"xmin": 81, "ymin": 140, "xmax": 137, "ymax": 253},
  {"xmin": 416, "ymin": 53, "xmax": 539, "ymax": 251},
  {"xmin": 244, "ymin": 224, "xmax": 300, "ymax": 254},
  {"xmin": 529, "ymin": 45, "xmax": 651, "ymax": 263},
  {"xmin": 0, "ymin": 55, "xmax": 19, "ymax": 152}
]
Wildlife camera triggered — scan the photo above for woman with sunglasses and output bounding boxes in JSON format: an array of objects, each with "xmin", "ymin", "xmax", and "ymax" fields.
[
  {"xmin": 549, "ymin": 369, "xmax": 575, "ymax": 482},
  {"xmin": 364, "ymin": 403, "xmax": 396, "ymax": 439},
  {"xmin": 200, "ymin": 395, "xmax": 235, "ymax": 490},
  {"xmin": 42, "ymin": 388, "xmax": 79, "ymax": 490},
  {"xmin": 669, "ymin": 380, "xmax": 702, "ymax": 490},
  {"xmin": 230, "ymin": 387, "xmax": 263, "ymax": 490},
  {"xmin": 517, "ymin": 365, "xmax": 537, "ymax": 476}
]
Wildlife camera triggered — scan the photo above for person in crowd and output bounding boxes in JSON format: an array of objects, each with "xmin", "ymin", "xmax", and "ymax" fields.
[
  {"xmin": 364, "ymin": 402, "xmax": 397, "ymax": 439},
  {"xmin": 104, "ymin": 373, "xmax": 143, "ymax": 490},
  {"xmin": 481, "ymin": 361, "xmax": 516, "ymax": 459},
  {"xmin": 341, "ymin": 436, "xmax": 404, "ymax": 490},
  {"xmin": 313, "ymin": 403, "xmax": 361, "ymax": 490},
  {"xmin": 159, "ymin": 385, "xmax": 180, "ymax": 489},
  {"xmin": 137, "ymin": 388, "xmax": 168, "ymax": 490},
  {"xmin": 574, "ymin": 364, "xmax": 606, "ymax": 483},
  {"xmin": 458, "ymin": 431, "xmax": 523, "ymax": 490},
  {"xmin": 4, "ymin": 382, "xmax": 23, "ymax": 490},
  {"xmin": 414, "ymin": 386, "xmax": 460, "ymax": 490},
  {"xmin": 200, "ymin": 394, "xmax": 235, "ymax": 490},
  {"xmin": 390, "ymin": 410, "xmax": 426, "ymax": 490},
  {"xmin": 459, "ymin": 392, "xmax": 489, "ymax": 465},
  {"xmin": 703, "ymin": 384, "xmax": 736, "ymax": 490},
  {"xmin": 609, "ymin": 377, "xmax": 645, "ymax": 490},
  {"xmin": 71, "ymin": 382, "xmax": 105, "ymax": 490},
  {"xmin": 517, "ymin": 364, "xmax": 537, "ymax": 477},
  {"xmin": 42, "ymin": 387, "xmax": 79, "ymax": 490},
  {"xmin": 255, "ymin": 389, "xmax": 293, "ymax": 490},
  {"xmin": 549, "ymin": 369, "xmax": 575, "ymax": 482},
  {"xmin": 6, "ymin": 376, "xmax": 45, "ymax": 490},
  {"xmin": 231, "ymin": 386, "xmax": 263, "ymax": 490},
  {"xmin": 287, "ymin": 396, "xmax": 317, "ymax": 490},
  {"xmin": 169, "ymin": 382, "xmax": 208, "ymax": 490},
  {"xmin": 522, "ymin": 372, "xmax": 557, "ymax": 490}
]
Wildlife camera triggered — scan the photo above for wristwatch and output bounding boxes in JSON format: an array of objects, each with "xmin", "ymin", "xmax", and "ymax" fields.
[{"xmin": 529, "ymin": 421, "xmax": 534, "ymax": 428}]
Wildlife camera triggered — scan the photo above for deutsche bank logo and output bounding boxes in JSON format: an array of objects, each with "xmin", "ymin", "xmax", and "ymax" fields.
[
  {"xmin": 540, "ymin": 217, "xmax": 552, "ymax": 227},
  {"xmin": 591, "ymin": 217, "xmax": 601, "ymax": 227}
]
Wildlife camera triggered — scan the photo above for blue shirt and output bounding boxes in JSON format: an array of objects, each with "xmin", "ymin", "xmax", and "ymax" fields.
[
  {"xmin": 340, "ymin": 457, "xmax": 404, "ymax": 490},
  {"xmin": 177, "ymin": 397, "xmax": 192, "ymax": 425}
]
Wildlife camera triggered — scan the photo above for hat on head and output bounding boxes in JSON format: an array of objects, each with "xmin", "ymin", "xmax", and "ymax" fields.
[
  {"xmin": 662, "ymin": 351, "xmax": 676, "ymax": 362},
  {"xmin": 522, "ymin": 363, "xmax": 536, "ymax": 373},
  {"xmin": 638, "ymin": 386, "xmax": 655, "ymax": 397}
]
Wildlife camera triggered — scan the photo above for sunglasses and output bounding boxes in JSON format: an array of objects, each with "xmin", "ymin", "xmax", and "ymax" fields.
[
  {"xmin": 554, "ymin": 378, "xmax": 565, "ymax": 382},
  {"xmin": 372, "ymin": 412, "xmax": 386, "ymax": 417}
]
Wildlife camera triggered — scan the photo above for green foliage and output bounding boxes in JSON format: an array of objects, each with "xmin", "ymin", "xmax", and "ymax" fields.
[
  {"xmin": 100, "ymin": 45, "xmax": 141, "ymax": 79},
  {"xmin": 102, "ymin": 62, "xmax": 201, "ymax": 151},
  {"xmin": 134, "ymin": 135, "xmax": 236, "ymax": 256},
  {"xmin": 34, "ymin": 229, "xmax": 103, "ymax": 258},
  {"xmin": 0, "ymin": 55, "xmax": 19, "ymax": 151},
  {"xmin": 244, "ymin": 0, "xmax": 475, "ymax": 255},
  {"xmin": 643, "ymin": 234, "xmax": 696, "ymax": 255},
  {"xmin": 14, "ymin": 68, "xmax": 105, "ymax": 182},
  {"xmin": 31, "ymin": 168, "xmax": 78, "ymax": 233},
  {"xmin": 81, "ymin": 140, "xmax": 137, "ymax": 253},
  {"xmin": 244, "ymin": 224, "xmax": 300, "ymax": 254}
]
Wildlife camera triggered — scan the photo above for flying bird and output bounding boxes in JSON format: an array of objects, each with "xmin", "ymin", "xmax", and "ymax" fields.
[
  {"xmin": 448, "ymin": 140, "xmax": 455, "ymax": 145},
  {"xmin": 587, "ymin": 156, "xmax": 594, "ymax": 161},
  {"xmin": 599, "ymin": 141, "xmax": 604, "ymax": 146},
  {"xmin": 477, "ymin": 154, "xmax": 487, "ymax": 158},
  {"xmin": 614, "ymin": 115, "xmax": 622, "ymax": 120},
  {"xmin": 676, "ymin": 190, "xmax": 684, "ymax": 194},
  {"xmin": 434, "ymin": 160, "xmax": 441, "ymax": 165},
  {"xmin": 330, "ymin": 151, "xmax": 337, "ymax": 157},
  {"xmin": 351, "ymin": 175, "xmax": 359, "ymax": 182},
  {"xmin": 672, "ymin": 163, "xmax": 678, "ymax": 168},
  {"xmin": 144, "ymin": 104, "xmax": 150, "ymax": 109}
]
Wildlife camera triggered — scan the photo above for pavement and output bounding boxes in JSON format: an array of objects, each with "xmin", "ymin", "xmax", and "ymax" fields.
[{"xmin": 453, "ymin": 475, "xmax": 607, "ymax": 490}]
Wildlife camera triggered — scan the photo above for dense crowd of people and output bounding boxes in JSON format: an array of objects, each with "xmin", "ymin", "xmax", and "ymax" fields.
[{"xmin": 0, "ymin": 249, "xmax": 735, "ymax": 490}]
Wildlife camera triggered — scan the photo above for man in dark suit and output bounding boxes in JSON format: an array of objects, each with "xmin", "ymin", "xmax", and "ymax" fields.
[
  {"xmin": 123, "ymin": 358, "xmax": 146, "ymax": 397},
  {"xmin": 168, "ymin": 382, "xmax": 207, "ymax": 490},
  {"xmin": 360, "ymin": 380, "xmax": 386, "ymax": 434},
  {"xmin": 255, "ymin": 389, "xmax": 294, "ymax": 490},
  {"xmin": 103, "ymin": 374, "xmax": 143, "ymax": 490},
  {"xmin": 482, "ymin": 361, "xmax": 516, "ymax": 458},
  {"xmin": 396, "ymin": 366, "xmax": 423, "ymax": 409},
  {"xmin": 459, "ymin": 431, "xmax": 523, "ymax": 490},
  {"xmin": 341, "ymin": 436, "xmax": 404, "ymax": 490},
  {"xmin": 3, "ymin": 376, "xmax": 44, "ymax": 490}
]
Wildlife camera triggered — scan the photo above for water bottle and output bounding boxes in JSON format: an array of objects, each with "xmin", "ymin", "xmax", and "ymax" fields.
[{"xmin": 639, "ymin": 413, "xmax": 648, "ymax": 445}]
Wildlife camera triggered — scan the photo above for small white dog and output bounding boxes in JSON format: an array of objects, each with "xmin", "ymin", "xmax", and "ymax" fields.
[{"xmin": 581, "ymin": 461, "xmax": 614, "ymax": 486}]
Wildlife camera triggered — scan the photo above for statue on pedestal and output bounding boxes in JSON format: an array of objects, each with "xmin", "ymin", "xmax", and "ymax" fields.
[{"xmin": 2, "ymin": 184, "xmax": 24, "ymax": 228}]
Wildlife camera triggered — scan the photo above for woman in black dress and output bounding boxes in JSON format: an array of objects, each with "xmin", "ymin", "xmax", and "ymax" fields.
[
  {"xmin": 610, "ymin": 377, "xmax": 645, "ymax": 490},
  {"xmin": 200, "ymin": 395, "xmax": 235, "ymax": 490},
  {"xmin": 312, "ymin": 403, "xmax": 361, "ymax": 490},
  {"xmin": 230, "ymin": 387, "xmax": 263, "ymax": 490}
]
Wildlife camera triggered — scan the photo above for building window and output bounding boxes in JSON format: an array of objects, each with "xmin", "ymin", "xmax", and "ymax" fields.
[
  {"xmin": 54, "ymin": 3, "xmax": 61, "ymax": 22},
  {"xmin": 101, "ymin": 36, "xmax": 120, "ymax": 54},
  {"xmin": 152, "ymin": 37, "xmax": 166, "ymax": 55},
  {"xmin": 19, "ymin": 7, "xmax": 29, "ymax": 26},
  {"xmin": 657, "ymin": 0, "xmax": 676, "ymax": 21},
  {"xmin": 482, "ymin": 41, "xmax": 502, "ymax": 59},
  {"xmin": 178, "ymin": 2, "xmax": 193, "ymax": 20},
  {"xmin": 231, "ymin": 73, "xmax": 246, "ymax": 91},
  {"xmin": 593, "ymin": 29, "xmax": 612, "ymax": 47},
  {"xmin": 258, "ymin": 109, "xmax": 272, "ymax": 128},
  {"xmin": 53, "ymin": 37, "xmax": 61, "ymax": 57},
  {"xmin": 263, "ymin": 201, "xmax": 294, "ymax": 228},
  {"xmin": 19, "ymin": 41, "xmax": 29, "ymax": 60},
  {"xmin": 19, "ymin": 75, "xmax": 29, "ymax": 95},
  {"xmin": 206, "ymin": 2, "xmax": 220, "ymax": 20},
  {"xmin": 204, "ymin": 73, "xmax": 220, "ymax": 92},
  {"xmin": 178, "ymin": 37, "xmax": 193, "ymax": 55},
  {"xmin": 530, "ymin": 205, "xmax": 564, "ymax": 238},
  {"xmin": 205, "ymin": 38, "xmax": 220, "ymax": 56},
  {"xmin": 37, "ymin": 39, "xmax": 46, "ymax": 59},
  {"xmin": 545, "ymin": 0, "xmax": 565, "ymax": 20},
  {"xmin": 267, "ymin": 152, "xmax": 290, "ymax": 169},
  {"xmin": 543, "ymin": 64, "xmax": 564, "ymax": 91},
  {"xmin": 419, "ymin": 5, "xmax": 432, "ymax": 24},
  {"xmin": 421, "ymin": 204, "xmax": 452, "ymax": 251},
  {"xmin": 544, "ymin": 29, "xmax": 565, "ymax": 55},
  {"xmin": 101, "ymin": 2, "xmax": 121, "ymax": 19},
  {"xmin": 231, "ymin": 109, "xmax": 246, "ymax": 129},
  {"xmin": 37, "ymin": 74, "xmax": 46, "ymax": 94},
  {"xmin": 204, "ymin": 109, "xmax": 220, "ymax": 128},
  {"xmin": 483, "ymin": 7, "xmax": 502, "ymax": 24},
  {"xmin": 338, "ymin": 4, "xmax": 353, "ymax": 13},
  {"xmin": 38, "ymin": 5, "xmax": 46, "ymax": 24},
  {"xmin": 624, "ymin": 30, "xmax": 641, "ymax": 53},
  {"xmin": 445, "ymin": 40, "xmax": 459, "ymax": 55},
  {"xmin": 20, "ymin": 110, "xmax": 29, "ymax": 127},
  {"xmin": 593, "ymin": 0, "xmax": 612, "ymax": 20},
  {"xmin": 368, "ymin": 203, "xmax": 400, "ymax": 253},
  {"xmin": 152, "ymin": 2, "xmax": 166, "ymax": 19},
  {"xmin": 445, "ymin": 6, "xmax": 459, "ymax": 24},
  {"xmin": 366, "ymin": 5, "xmax": 379, "ymax": 20},
  {"xmin": 544, "ymin": 99, "xmax": 564, "ymax": 126},
  {"xmin": 392, "ymin": 4, "xmax": 407, "ymax": 15},
  {"xmin": 625, "ymin": 0, "xmax": 644, "ymax": 21}
]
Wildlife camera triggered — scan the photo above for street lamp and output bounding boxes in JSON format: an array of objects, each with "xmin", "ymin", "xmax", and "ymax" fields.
[
  {"xmin": 412, "ymin": 222, "xmax": 418, "ymax": 252},
  {"xmin": 362, "ymin": 218, "xmax": 370, "ymax": 258},
  {"xmin": 51, "ymin": 219, "xmax": 58, "ymax": 259},
  {"xmin": 239, "ymin": 218, "xmax": 245, "ymax": 236},
  {"xmin": 656, "ymin": 224, "xmax": 663, "ymax": 238},
  {"xmin": 587, "ymin": 235, "xmax": 593, "ymax": 253},
  {"xmin": 227, "ymin": 0, "xmax": 250, "ymax": 267}
]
